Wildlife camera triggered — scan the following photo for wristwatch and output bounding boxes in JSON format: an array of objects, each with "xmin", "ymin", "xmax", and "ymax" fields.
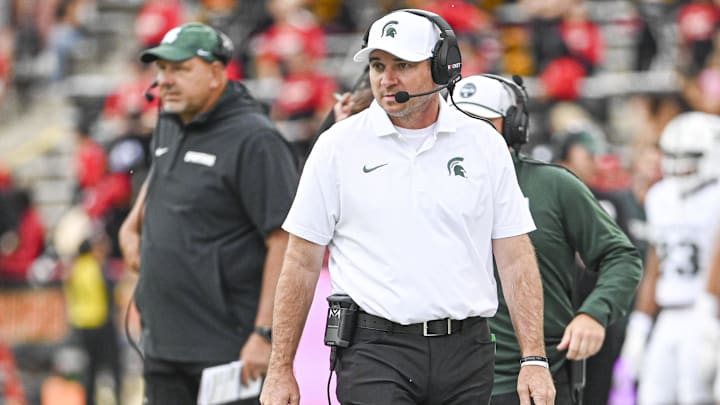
[{"xmin": 253, "ymin": 326, "xmax": 272, "ymax": 343}]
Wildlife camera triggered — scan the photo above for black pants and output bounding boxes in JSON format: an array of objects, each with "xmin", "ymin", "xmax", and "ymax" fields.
[
  {"xmin": 584, "ymin": 318, "xmax": 625, "ymax": 405},
  {"xmin": 336, "ymin": 317, "xmax": 494, "ymax": 405},
  {"xmin": 76, "ymin": 321, "xmax": 122, "ymax": 405},
  {"xmin": 143, "ymin": 356, "xmax": 259, "ymax": 405},
  {"xmin": 575, "ymin": 268, "xmax": 628, "ymax": 405}
]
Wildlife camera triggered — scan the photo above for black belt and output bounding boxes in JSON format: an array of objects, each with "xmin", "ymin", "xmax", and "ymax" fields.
[{"xmin": 356, "ymin": 311, "xmax": 485, "ymax": 337}]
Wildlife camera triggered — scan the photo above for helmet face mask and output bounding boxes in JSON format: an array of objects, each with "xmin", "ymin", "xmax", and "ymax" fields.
[
  {"xmin": 659, "ymin": 112, "xmax": 720, "ymax": 194},
  {"xmin": 661, "ymin": 151, "xmax": 703, "ymax": 178}
]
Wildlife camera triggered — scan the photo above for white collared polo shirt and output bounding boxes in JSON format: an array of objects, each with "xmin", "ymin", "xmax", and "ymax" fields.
[{"xmin": 283, "ymin": 97, "xmax": 535, "ymax": 324}]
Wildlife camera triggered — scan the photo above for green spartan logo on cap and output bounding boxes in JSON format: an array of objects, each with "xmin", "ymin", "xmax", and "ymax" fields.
[
  {"xmin": 447, "ymin": 157, "xmax": 466, "ymax": 178},
  {"xmin": 381, "ymin": 21, "xmax": 399, "ymax": 38}
]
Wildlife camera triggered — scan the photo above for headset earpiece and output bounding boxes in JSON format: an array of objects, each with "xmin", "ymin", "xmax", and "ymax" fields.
[
  {"xmin": 504, "ymin": 104, "xmax": 528, "ymax": 146},
  {"xmin": 400, "ymin": 9, "xmax": 461, "ymax": 85},
  {"xmin": 430, "ymin": 39, "xmax": 446, "ymax": 84},
  {"xmin": 481, "ymin": 74, "xmax": 529, "ymax": 148},
  {"xmin": 212, "ymin": 29, "xmax": 234, "ymax": 65}
]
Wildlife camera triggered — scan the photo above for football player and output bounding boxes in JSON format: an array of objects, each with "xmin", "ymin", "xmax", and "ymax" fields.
[{"xmin": 620, "ymin": 111, "xmax": 720, "ymax": 404}]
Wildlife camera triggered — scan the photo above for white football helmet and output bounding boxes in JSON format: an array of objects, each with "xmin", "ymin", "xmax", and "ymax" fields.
[{"xmin": 659, "ymin": 111, "xmax": 720, "ymax": 193}]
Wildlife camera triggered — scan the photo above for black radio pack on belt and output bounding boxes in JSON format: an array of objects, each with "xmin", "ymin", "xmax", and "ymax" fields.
[
  {"xmin": 323, "ymin": 295, "xmax": 359, "ymax": 404},
  {"xmin": 324, "ymin": 294, "xmax": 358, "ymax": 348}
]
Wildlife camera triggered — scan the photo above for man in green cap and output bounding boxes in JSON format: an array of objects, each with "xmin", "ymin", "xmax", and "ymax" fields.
[{"xmin": 119, "ymin": 22, "xmax": 298, "ymax": 405}]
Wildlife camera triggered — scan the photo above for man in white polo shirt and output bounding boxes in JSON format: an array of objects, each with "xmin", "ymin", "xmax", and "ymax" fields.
[{"xmin": 261, "ymin": 9, "xmax": 555, "ymax": 405}]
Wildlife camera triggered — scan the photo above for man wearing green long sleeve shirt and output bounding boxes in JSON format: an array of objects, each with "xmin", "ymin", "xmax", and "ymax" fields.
[{"xmin": 451, "ymin": 74, "xmax": 642, "ymax": 404}]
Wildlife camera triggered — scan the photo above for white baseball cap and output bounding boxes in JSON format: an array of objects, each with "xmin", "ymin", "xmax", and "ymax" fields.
[
  {"xmin": 451, "ymin": 75, "xmax": 515, "ymax": 119},
  {"xmin": 353, "ymin": 11, "xmax": 440, "ymax": 63}
]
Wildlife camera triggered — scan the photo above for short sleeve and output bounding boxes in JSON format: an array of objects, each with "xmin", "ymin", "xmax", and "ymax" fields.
[
  {"xmin": 489, "ymin": 144, "xmax": 535, "ymax": 239},
  {"xmin": 236, "ymin": 129, "xmax": 299, "ymax": 237},
  {"xmin": 282, "ymin": 133, "xmax": 340, "ymax": 245}
]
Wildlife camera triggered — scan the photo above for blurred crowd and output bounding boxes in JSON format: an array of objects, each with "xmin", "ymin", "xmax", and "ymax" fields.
[{"xmin": 1, "ymin": 0, "xmax": 720, "ymax": 404}]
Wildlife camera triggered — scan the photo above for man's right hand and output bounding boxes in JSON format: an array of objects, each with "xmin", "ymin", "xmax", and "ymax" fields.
[
  {"xmin": 259, "ymin": 365, "xmax": 300, "ymax": 405},
  {"xmin": 556, "ymin": 313, "xmax": 605, "ymax": 360},
  {"xmin": 517, "ymin": 365, "xmax": 556, "ymax": 405}
]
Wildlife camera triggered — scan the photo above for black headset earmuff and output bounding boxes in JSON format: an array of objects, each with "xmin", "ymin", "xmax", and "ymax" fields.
[
  {"xmin": 360, "ymin": 9, "xmax": 462, "ymax": 85},
  {"xmin": 212, "ymin": 28, "xmax": 234, "ymax": 65},
  {"xmin": 481, "ymin": 74, "xmax": 530, "ymax": 148}
]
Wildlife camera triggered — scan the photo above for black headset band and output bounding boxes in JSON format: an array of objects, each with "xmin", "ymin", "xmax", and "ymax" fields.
[
  {"xmin": 480, "ymin": 74, "xmax": 527, "ymax": 108},
  {"xmin": 479, "ymin": 74, "xmax": 530, "ymax": 148},
  {"xmin": 212, "ymin": 28, "xmax": 233, "ymax": 65}
]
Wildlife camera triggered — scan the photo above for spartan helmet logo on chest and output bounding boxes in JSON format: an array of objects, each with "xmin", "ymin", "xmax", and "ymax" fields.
[
  {"xmin": 447, "ymin": 157, "xmax": 467, "ymax": 178},
  {"xmin": 381, "ymin": 21, "xmax": 399, "ymax": 38}
]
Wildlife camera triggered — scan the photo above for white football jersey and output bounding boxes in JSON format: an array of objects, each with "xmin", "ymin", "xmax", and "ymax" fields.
[{"xmin": 646, "ymin": 178, "xmax": 720, "ymax": 307}]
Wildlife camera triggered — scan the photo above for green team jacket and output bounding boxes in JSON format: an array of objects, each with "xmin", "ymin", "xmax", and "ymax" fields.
[{"xmin": 490, "ymin": 153, "xmax": 642, "ymax": 395}]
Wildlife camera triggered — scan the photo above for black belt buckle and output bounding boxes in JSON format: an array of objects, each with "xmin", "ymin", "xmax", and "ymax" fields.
[{"xmin": 423, "ymin": 319, "xmax": 453, "ymax": 336}]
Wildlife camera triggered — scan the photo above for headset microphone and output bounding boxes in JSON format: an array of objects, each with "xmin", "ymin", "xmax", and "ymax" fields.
[
  {"xmin": 144, "ymin": 80, "xmax": 159, "ymax": 102},
  {"xmin": 394, "ymin": 87, "xmax": 442, "ymax": 103},
  {"xmin": 394, "ymin": 75, "xmax": 459, "ymax": 103}
]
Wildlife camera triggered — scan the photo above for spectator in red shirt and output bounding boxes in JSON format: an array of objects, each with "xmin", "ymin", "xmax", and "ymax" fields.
[
  {"xmin": 81, "ymin": 172, "xmax": 132, "ymax": 221},
  {"xmin": 101, "ymin": 59, "xmax": 158, "ymax": 137},
  {"xmin": 424, "ymin": 0, "xmax": 501, "ymax": 76},
  {"xmin": 524, "ymin": 0, "xmax": 605, "ymax": 100},
  {"xmin": 252, "ymin": 0, "xmax": 326, "ymax": 79},
  {"xmin": 559, "ymin": 0, "xmax": 605, "ymax": 72},
  {"xmin": 0, "ymin": 164, "xmax": 11, "ymax": 190},
  {"xmin": 135, "ymin": 0, "xmax": 185, "ymax": 48},
  {"xmin": 677, "ymin": 0, "xmax": 720, "ymax": 74},
  {"xmin": 72, "ymin": 123, "xmax": 132, "ymax": 230},
  {"xmin": 270, "ymin": 39, "xmax": 337, "ymax": 163},
  {"xmin": 424, "ymin": 0, "xmax": 493, "ymax": 35},
  {"xmin": 0, "ymin": 27, "xmax": 12, "ymax": 107},
  {"xmin": 0, "ymin": 187, "xmax": 45, "ymax": 285},
  {"xmin": 74, "ymin": 124, "xmax": 108, "ymax": 192},
  {"xmin": 0, "ymin": 339, "xmax": 27, "ymax": 405}
]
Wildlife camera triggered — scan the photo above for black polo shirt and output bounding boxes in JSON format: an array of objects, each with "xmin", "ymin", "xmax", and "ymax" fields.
[{"xmin": 135, "ymin": 81, "xmax": 298, "ymax": 362}]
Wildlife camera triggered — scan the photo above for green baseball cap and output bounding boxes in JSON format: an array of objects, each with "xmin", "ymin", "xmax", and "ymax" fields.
[
  {"xmin": 556, "ymin": 130, "xmax": 604, "ymax": 161},
  {"xmin": 140, "ymin": 22, "xmax": 227, "ymax": 64}
]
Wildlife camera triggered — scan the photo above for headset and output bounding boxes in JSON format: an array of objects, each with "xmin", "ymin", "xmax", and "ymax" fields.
[
  {"xmin": 481, "ymin": 74, "xmax": 530, "ymax": 148},
  {"xmin": 360, "ymin": 9, "xmax": 462, "ymax": 85},
  {"xmin": 211, "ymin": 27, "xmax": 234, "ymax": 66}
]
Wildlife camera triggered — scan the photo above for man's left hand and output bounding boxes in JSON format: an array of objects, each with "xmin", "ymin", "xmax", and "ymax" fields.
[
  {"xmin": 239, "ymin": 332, "xmax": 271, "ymax": 385},
  {"xmin": 517, "ymin": 365, "xmax": 556, "ymax": 405},
  {"xmin": 556, "ymin": 313, "xmax": 605, "ymax": 360}
]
